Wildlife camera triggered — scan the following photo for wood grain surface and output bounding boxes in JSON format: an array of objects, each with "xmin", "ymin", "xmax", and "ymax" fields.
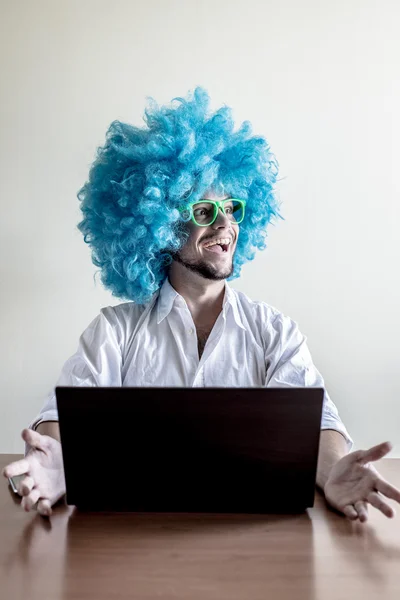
[{"xmin": 1, "ymin": 454, "xmax": 400, "ymax": 600}]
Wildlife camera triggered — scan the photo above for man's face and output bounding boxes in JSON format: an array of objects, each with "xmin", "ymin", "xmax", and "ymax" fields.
[{"xmin": 173, "ymin": 191, "xmax": 239, "ymax": 281}]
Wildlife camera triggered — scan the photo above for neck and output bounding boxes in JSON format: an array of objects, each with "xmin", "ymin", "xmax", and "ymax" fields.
[{"xmin": 168, "ymin": 262, "xmax": 225, "ymax": 323}]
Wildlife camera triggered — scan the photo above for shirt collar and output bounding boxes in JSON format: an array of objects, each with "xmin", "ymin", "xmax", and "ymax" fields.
[
  {"xmin": 224, "ymin": 284, "xmax": 246, "ymax": 330},
  {"xmin": 156, "ymin": 278, "xmax": 246, "ymax": 330},
  {"xmin": 156, "ymin": 278, "xmax": 180, "ymax": 324}
]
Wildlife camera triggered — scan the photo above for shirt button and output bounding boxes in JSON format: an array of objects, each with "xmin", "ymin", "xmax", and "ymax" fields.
[{"xmin": 188, "ymin": 328, "xmax": 195, "ymax": 335}]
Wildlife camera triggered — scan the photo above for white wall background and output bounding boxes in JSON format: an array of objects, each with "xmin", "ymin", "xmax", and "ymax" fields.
[{"xmin": 1, "ymin": 0, "xmax": 399, "ymax": 454}]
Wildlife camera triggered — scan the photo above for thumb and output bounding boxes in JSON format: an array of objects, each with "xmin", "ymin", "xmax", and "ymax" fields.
[
  {"xmin": 357, "ymin": 441, "xmax": 392, "ymax": 466},
  {"xmin": 21, "ymin": 428, "xmax": 48, "ymax": 452}
]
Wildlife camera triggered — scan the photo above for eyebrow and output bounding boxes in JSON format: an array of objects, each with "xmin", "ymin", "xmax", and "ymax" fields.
[{"xmin": 199, "ymin": 197, "xmax": 232, "ymax": 201}]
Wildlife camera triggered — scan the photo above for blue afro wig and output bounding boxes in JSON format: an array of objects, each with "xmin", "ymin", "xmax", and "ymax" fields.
[{"xmin": 77, "ymin": 87, "xmax": 281, "ymax": 304}]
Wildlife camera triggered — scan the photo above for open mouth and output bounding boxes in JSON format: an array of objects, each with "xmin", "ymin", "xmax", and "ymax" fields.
[{"xmin": 202, "ymin": 237, "xmax": 231, "ymax": 254}]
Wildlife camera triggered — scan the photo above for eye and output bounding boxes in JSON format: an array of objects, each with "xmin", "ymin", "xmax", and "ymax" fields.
[{"xmin": 194, "ymin": 208, "xmax": 211, "ymax": 217}]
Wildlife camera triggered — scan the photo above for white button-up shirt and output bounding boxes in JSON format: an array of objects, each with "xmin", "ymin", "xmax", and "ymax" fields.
[{"xmin": 29, "ymin": 279, "xmax": 353, "ymax": 449}]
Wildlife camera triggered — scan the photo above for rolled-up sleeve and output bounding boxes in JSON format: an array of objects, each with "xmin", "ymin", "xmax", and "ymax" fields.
[
  {"xmin": 264, "ymin": 312, "xmax": 353, "ymax": 451},
  {"xmin": 26, "ymin": 306, "xmax": 123, "ymax": 454}
]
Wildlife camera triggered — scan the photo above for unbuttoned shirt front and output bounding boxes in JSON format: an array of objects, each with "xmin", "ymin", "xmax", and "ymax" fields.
[{"xmin": 29, "ymin": 278, "xmax": 353, "ymax": 448}]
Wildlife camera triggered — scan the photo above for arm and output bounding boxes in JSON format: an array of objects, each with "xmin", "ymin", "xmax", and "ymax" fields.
[
  {"xmin": 264, "ymin": 312, "xmax": 353, "ymax": 450},
  {"xmin": 25, "ymin": 306, "xmax": 124, "ymax": 455},
  {"xmin": 35, "ymin": 421, "xmax": 60, "ymax": 443},
  {"xmin": 7, "ymin": 307, "xmax": 125, "ymax": 513},
  {"xmin": 263, "ymin": 312, "xmax": 400, "ymax": 521},
  {"xmin": 316, "ymin": 429, "xmax": 349, "ymax": 490}
]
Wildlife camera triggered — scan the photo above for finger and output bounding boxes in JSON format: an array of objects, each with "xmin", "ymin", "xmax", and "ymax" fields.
[
  {"xmin": 367, "ymin": 491, "xmax": 395, "ymax": 518},
  {"xmin": 21, "ymin": 488, "xmax": 41, "ymax": 512},
  {"xmin": 343, "ymin": 505, "xmax": 358, "ymax": 520},
  {"xmin": 21, "ymin": 428, "xmax": 48, "ymax": 452},
  {"xmin": 354, "ymin": 500, "xmax": 369, "ymax": 523},
  {"xmin": 375, "ymin": 478, "xmax": 400, "ymax": 504},
  {"xmin": 357, "ymin": 441, "xmax": 393, "ymax": 466},
  {"xmin": 2, "ymin": 458, "xmax": 30, "ymax": 479},
  {"xmin": 18, "ymin": 476, "xmax": 35, "ymax": 496},
  {"xmin": 37, "ymin": 499, "xmax": 52, "ymax": 517}
]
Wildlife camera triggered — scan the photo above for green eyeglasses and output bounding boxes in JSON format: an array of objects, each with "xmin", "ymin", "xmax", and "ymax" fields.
[{"xmin": 179, "ymin": 198, "xmax": 247, "ymax": 227}]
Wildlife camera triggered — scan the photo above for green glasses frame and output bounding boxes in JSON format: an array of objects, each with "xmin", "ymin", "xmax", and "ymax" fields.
[{"xmin": 179, "ymin": 198, "xmax": 247, "ymax": 227}]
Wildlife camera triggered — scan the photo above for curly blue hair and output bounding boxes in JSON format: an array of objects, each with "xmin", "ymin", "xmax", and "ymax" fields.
[{"xmin": 77, "ymin": 87, "xmax": 281, "ymax": 304}]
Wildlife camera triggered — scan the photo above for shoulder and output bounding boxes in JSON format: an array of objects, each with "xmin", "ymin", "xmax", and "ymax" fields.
[
  {"xmin": 89, "ymin": 299, "xmax": 152, "ymax": 353},
  {"xmin": 102, "ymin": 300, "xmax": 147, "ymax": 320},
  {"xmin": 100, "ymin": 300, "xmax": 149, "ymax": 333},
  {"xmin": 230, "ymin": 287, "xmax": 295, "ymax": 326},
  {"xmin": 230, "ymin": 287, "xmax": 302, "ymax": 339}
]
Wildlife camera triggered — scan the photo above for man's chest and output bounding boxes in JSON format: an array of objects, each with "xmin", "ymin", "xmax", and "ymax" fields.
[
  {"xmin": 121, "ymin": 315, "xmax": 267, "ymax": 388},
  {"xmin": 195, "ymin": 324, "xmax": 213, "ymax": 359}
]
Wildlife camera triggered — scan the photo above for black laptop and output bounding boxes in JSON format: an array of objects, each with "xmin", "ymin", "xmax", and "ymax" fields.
[{"xmin": 56, "ymin": 386, "xmax": 324, "ymax": 513}]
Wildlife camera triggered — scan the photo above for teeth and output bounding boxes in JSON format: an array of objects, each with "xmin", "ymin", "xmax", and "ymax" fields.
[{"xmin": 203, "ymin": 238, "xmax": 231, "ymax": 248}]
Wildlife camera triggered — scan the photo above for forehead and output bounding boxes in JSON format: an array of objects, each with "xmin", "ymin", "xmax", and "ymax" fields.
[{"xmin": 201, "ymin": 189, "xmax": 230, "ymax": 201}]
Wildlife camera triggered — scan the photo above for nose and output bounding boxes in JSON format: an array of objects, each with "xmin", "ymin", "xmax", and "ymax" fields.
[{"xmin": 212, "ymin": 207, "xmax": 231, "ymax": 230}]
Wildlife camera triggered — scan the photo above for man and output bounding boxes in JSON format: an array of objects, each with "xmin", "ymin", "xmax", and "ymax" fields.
[{"xmin": 3, "ymin": 88, "xmax": 400, "ymax": 520}]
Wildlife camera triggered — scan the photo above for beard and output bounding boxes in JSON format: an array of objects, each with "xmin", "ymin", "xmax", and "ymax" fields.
[{"xmin": 172, "ymin": 251, "xmax": 234, "ymax": 281}]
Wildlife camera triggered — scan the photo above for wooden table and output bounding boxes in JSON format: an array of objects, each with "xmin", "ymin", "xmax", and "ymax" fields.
[{"xmin": 1, "ymin": 455, "xmax": 400, "ymax": 600}]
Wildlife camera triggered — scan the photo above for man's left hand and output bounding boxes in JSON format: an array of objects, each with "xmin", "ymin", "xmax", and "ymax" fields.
[{"xmin": 324, "ymin": 441, "xmax": 400, "ymax": 522}]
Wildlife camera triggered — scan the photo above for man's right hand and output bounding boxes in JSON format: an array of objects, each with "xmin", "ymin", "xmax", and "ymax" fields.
[{"xmin": 2, "ymin": 429, "xmax": 66, "ymax": 517}]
